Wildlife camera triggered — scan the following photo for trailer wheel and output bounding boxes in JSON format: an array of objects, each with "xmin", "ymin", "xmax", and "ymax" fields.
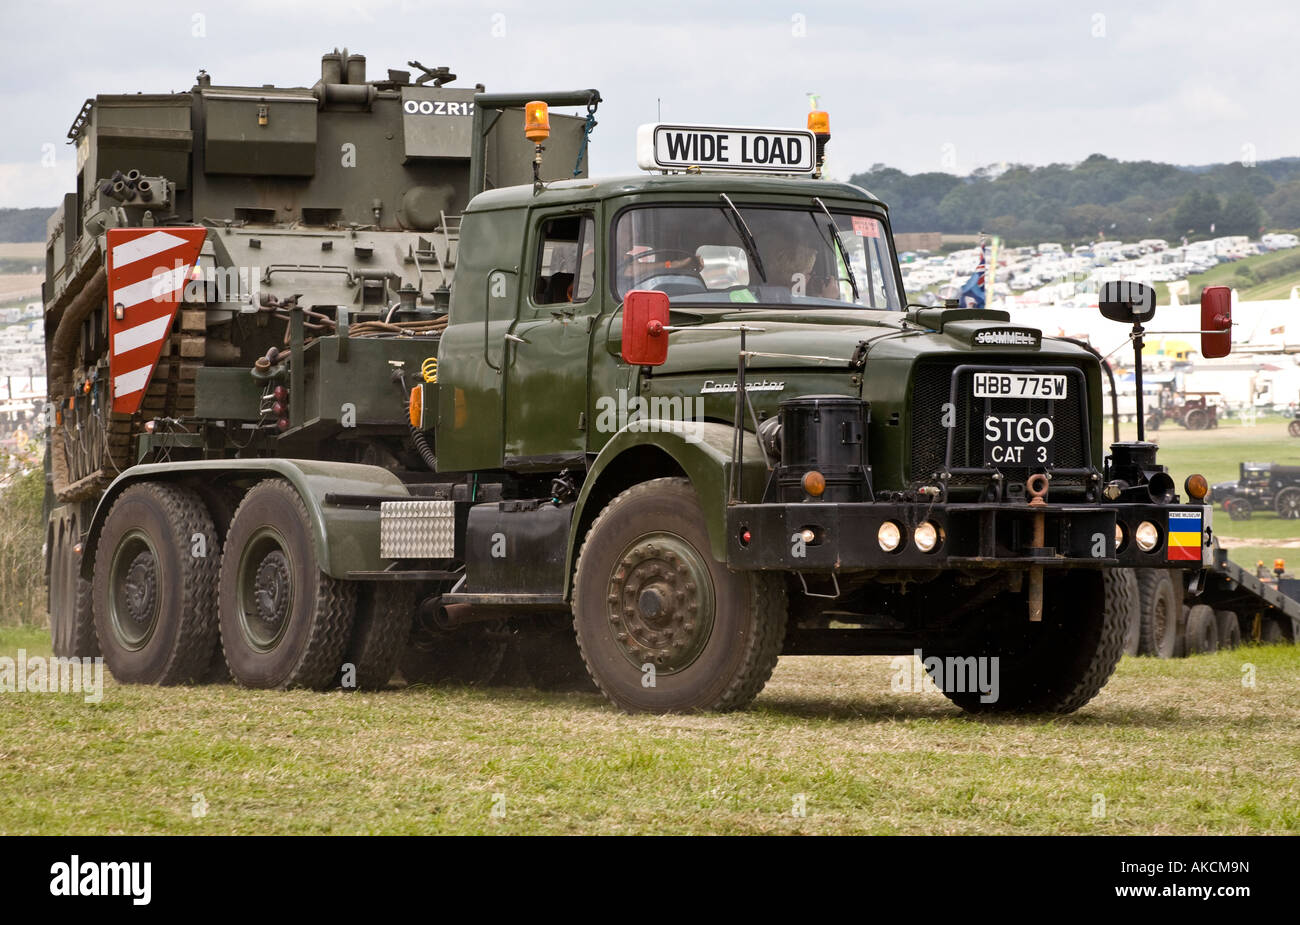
[
  {"xmin": 344, "ymin": 583, "xmax": 415, "ymax": 690},
  {"xmin": 49, "ymin": 517, "xmax": 100, "ymax": 659},
  {"xmin": 1214, "ymin": 609, "xmax": 1242, "ymax": 650},
  {"xmin": 1136, "ymin": 569, "xmax": 1178, "ymax": 658},
  {"xmin": 1184, "ymin": 604, "xmax": 1219, "ymax": 655},
  {"xmin": 1106, "ymin": 570, "xmax": 1141, "ymax": 656},
  {"xmin": 92, "ymin": 483, "xmax": 220, "ymax": 684},
  {"xmin": 218, "ymin": 480, "xmax": 356, "ymax": 689},
  {"xmin": 572, "ymin": 478, "xmax": 787, "ymax": 713},
  {"xmin": 1275, "ymin": 487, "xmax": 1300, "ymax": 519},
  {"xmin": 1225, "ymin": 498, "xmax": 1252, "ymax": 521},
  {"xmin": 1259, "ymin": 617, "xmax": 1286, "ymax": 644},
  {"xmin": 926, "ymin": 570, "xmax": 1121, "ymax": 714}
]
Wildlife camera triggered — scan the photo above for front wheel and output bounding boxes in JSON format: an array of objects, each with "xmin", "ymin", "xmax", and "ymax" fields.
[
  {"xmin": 218, "ymin": 480, "xmax": 356, "ymax": 689},
  {"xmin": 1225, "ymin": 498, "xmax": 1252, "ymax": 521},
  {"xmin": 925, "ymin": 570, "xmax": 1122, "ymax": 714},
  {"xmin": 1289, "ymin": 420, "xmax": 1300, "ymax": 438},
  {"xmin": 572, "ymin": 478, "xmax": 787, "ymax": 713}
]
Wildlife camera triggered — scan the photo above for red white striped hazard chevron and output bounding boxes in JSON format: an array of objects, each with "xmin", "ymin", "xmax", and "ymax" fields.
[{"xmin": 106, "ymin": 227, "xmax": 206, "ymax": 415}]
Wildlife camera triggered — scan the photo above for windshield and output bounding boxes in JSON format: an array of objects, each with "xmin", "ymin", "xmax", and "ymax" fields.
[{"xmin": 612, "ymin": 204, "xmax": 902, "ymax": 310}]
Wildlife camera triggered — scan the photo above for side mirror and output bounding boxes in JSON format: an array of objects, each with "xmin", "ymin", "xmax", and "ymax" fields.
[
  {"xmin": 620, "ymin": 289, "xmax": 670, "ymax": 366},
  {"xmin": 1200, "ymin": 285, "xmax": 1232, "ymax": 359},
  {"xmin": 1098, "ymin": 281, "xmax": 1156, "ymax": 324}
]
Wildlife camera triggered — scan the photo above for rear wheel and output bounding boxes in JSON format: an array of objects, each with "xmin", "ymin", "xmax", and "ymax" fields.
[
  {"xmin": 1215, "ymin": 609, "xmax": 1242, "ymax": 650},
  {"xmin": 1184, "ymin": 604, "xmax": 1219, "ymax": 655},
  {"xmin": 1184, "ymin": 408, "xmax": 1208, "ymax": 430},
  {"xmin": 926, "ymin": 570, "xmax": 1122, "ymax": 714},
  {"xmin": 572, "ymin": 478, "xmax": 787, "ymax": 713},
  {"xmin": 218, "ymin": 480, "xmax": 356, "ymax": 689},
  {"xmin": 1275, "ymin": 487, "xmax": 1300, "ymax": 519},
  {"xmin": 92, "ymin": 483, "xmax": 220, "ymax": 684},
  {"xmin": 345, "ymin": 583, "xmax": 415, "ymax": 690},
  {"xmin": 1136, "ymin": 569, "xmax": 1178, "ymax": 658},
  {"xmin": 1259, "ymin": 618, "xmax": 1286, "ymax": 644},
  {"xmin": 49, "ymin": 516, "xmax": 100, "ymax": 659}
]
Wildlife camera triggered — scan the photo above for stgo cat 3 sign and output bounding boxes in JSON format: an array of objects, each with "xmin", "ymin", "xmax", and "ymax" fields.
[{"xmin": 636, "ymin": 123, "xmax": 815, "ymax": 173}]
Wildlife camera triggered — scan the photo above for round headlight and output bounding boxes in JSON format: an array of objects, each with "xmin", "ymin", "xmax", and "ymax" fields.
[
  {"xmin": 914, "ymin": 521, "xmax": 940, "ymax": 553},
  {"xmin": 1114, "ymin": 523, "xmax": 1126, "ymax": 552},
  {"xmin": 1135, "ymin": 520, "xmax": 1160, "ymax": 552},
  {"xmin": 878, "ymin": 521, "xmax": 902, "ymax": 552}
]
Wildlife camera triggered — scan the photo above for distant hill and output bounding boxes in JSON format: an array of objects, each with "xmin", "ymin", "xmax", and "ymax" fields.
[
  {"xmin": 848, "ymin": 155, "xmax": 1300, "ymax": 245},
  {"xmin": 0, "ymin": 208, "xmax": 56, "ymax": 244}
]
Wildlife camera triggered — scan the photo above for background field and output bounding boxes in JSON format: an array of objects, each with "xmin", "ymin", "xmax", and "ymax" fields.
[
  {"xmin": 1, "ymin": 404, "xmax": 1296, "ymax": 835},
  {"xmin": 1, "ymin": 625, "xmax": 1295, "ymax": 835}
]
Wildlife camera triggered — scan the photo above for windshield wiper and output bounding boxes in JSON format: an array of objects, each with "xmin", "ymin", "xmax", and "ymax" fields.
[
  {"xmin": 719, "ymin": 193, "xmax": 767, "ymax": 284},
  {"xmin": 813, "ymin": 197, "xmax": 861, "ymax": 303}
]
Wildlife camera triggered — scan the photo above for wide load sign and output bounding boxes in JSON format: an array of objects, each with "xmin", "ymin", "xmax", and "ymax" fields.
[{"xmin": 637, "ymin": 123, "xmax": 815, "ymax": 173}]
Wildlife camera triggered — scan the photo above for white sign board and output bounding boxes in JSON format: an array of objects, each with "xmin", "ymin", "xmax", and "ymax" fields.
[{"xmin": 636, "ymin": 123, "xmax": 816, "ymax": 174}]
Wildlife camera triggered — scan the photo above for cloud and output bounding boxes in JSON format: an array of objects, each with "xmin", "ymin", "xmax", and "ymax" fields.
[{"xmin": 0, "ymin": 161, "xmax": 77, "ymax": 211}]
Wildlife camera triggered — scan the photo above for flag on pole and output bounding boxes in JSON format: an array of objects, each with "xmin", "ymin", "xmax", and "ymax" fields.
[{"xmin": 959, "ymin": 235, "xmax": 987, "ymax": 309}]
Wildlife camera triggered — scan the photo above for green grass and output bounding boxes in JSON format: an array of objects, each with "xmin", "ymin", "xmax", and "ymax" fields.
[
  {"xmin": 1187, "ymin": 247, "xmax": 1300, "ymax": 301},
  {"xmin": 1, "ymin": 625, "xmax": 1296, "ymax": 835}
]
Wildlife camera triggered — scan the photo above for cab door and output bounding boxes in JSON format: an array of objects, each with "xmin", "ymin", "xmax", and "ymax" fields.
[{"xmin": 502, "ymin": 207, "xmax": 601, "ymax": 468}]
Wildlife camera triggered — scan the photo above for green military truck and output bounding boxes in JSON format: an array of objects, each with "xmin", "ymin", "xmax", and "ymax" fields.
[{"xmin": 43, "ymin": 50, "xmax": 1245, "ymax": 714}]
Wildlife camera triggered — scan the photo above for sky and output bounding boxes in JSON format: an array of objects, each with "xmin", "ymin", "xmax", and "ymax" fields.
[{"xmin": 1, "ymin": 0, "xmax": 1297, "ymax": 209}]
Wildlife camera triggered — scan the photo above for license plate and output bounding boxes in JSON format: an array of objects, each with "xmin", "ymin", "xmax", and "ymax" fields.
[
  {"xmin": 984, "ymin": 414, "xmax": 1055, "ymax": 466},
  {"xmin": 972, "ymin": 372, "xmax": 1068, "ymax": 400}
]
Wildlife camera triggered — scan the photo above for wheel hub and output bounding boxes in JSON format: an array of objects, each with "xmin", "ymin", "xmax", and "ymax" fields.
[
  {"xmin": 606, "ymin": 534, "xmax": 714, "ymax": 674},
  {"xmin": 123, "ymin": 551, "xmax": 158, "ymax": 626},
  {"xmin": 253, "ymin": 551, "xmax": 292, "ymax": 629},
  {"xmin": 108, "ymin": 530, "xmax": 161, "ymax": 651}
]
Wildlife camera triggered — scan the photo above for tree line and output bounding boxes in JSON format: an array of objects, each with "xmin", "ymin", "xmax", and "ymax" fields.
[{"xmin": 849, "ymin": 155, "xmax": 1300, "ymax": 245}]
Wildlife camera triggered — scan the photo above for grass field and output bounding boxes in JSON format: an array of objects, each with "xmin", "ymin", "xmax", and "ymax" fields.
[
  {"xmin": 2, "ymin": 415, "xmax": 1297, "ymax": 835},
  {"xmin": 1, "ymin": 625, "xmax": 1296, "ymax": 835},
  {"xmin": 1187, "ymin": 247, "xmax": 1300, "ymax": 301}
]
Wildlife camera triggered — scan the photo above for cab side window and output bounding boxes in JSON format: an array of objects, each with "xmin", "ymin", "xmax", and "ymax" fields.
[{"xmin": 534, "ymin": 214, "xmax": 596, "ymax": 306}]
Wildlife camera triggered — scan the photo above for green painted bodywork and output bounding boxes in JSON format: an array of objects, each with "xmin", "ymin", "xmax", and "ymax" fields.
[
  {"xmin": 430, "ymin": 172, "xmax": 1104, "ymax": 573},
  {"xmin": 81, "ymin": 458, "xmax": 412, "ymax": 581}
]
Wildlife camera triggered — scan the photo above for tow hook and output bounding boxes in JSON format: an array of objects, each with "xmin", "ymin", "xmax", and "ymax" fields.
[{"xmin": 1027, "ymin": 474, "xmax": 1049, "ymax": 622}]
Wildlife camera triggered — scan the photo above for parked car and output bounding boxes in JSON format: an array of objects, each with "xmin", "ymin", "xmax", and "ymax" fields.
[{"xmin": 1213, "ymin": 462, "xmax": 1300, "ymax": 520}]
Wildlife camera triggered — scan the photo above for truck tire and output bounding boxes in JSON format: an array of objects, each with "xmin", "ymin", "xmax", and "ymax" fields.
[
  {"xmin": 1106, "ymin": 569, "xmax": 1142, "ymax": 656},
  {"xmin": 49, "ymin": 518, "xmax": 100, "ymax": 659},
  {"xmin": 1275, "ymin": 487, "xmax": 1300, "ymax": 519},
  {"xmin": 517, "ymin": 626, "xmax": 600, "ymax": 692},
  {"xmin": 218, "ymin": 480, "xmax": 356, "ymax": 689},
  {"xmin": 344, "ymin": 583, "xmax": 415, "ymax": 690},
  {"xmin": 1136, "ymin": 569, "xmax": 1178, "ymax": 658},
  {"xmin": 92, "ymin": 483, "xmax": 220, "ymax": 684},
  {"xmin": 1184, "ymin": 604, "xmax": 1219, "ymax": 655},
  {"xmin": 927, "ymin": 570, "xmax": 1121, "ymax": 714},
  {"xmin": 1184, "ymin": 408, "xmax": 1208, "ymax": 430},
  {"xmin": 571, "ymin": 478, "xmax": 787, "ymax": 713},
  {"xmin": 1214, "ymin": 609, "xmax": 1242, "ymax": 650}
]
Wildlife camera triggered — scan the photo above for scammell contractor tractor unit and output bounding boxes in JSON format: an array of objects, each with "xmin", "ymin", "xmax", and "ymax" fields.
[{"xmin": 43, "ymin": 50, "xmax": 1236, "ymax": 713}]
